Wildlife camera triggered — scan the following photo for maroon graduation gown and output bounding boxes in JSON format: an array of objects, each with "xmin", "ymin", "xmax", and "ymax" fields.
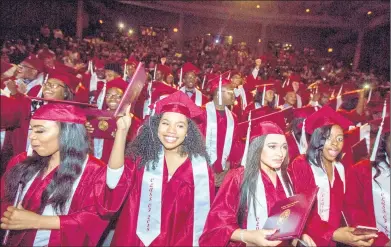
[
  {"xmin": 288, "ymin": 155, "xmax": 345, "ymax": 246},
  {"xmin": 344, "ymin": 160, "xmax": 390, "ymax": 246},
  {"xmin": 199, "ymin": 108, "xmax": 242, "ymax": 173},
  {"xmin": 94, "ymin": 157, "xmax": 215, "ymax": 246},
  {"xmin": 0, "ymin": 152, "xmax": 109, "ymax": 246},
  {"xmin": 199, "ymin": 167, "xmax": 289, "ymax": 247},
  {"xmin": 285, "ymin": 131, "xmax": 301, "ymax": 163}
]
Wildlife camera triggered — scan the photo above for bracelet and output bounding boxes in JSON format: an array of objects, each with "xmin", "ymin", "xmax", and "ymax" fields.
[{"xmin": 240, "ymin": 229, "xmax": 248, "ymax": 244}]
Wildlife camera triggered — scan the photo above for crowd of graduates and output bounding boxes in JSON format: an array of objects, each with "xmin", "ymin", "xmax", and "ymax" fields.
[{"xmin": 0, "ymin": 24, "xmax": 389, "ymax": 247}]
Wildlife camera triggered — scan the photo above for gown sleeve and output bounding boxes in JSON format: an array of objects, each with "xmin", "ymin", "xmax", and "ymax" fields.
[
  {"xmin": 199, "ymin": 169, "xmax": 243, "ymax": 247},
  {"xmin": 288, "ymin": 156, "xmax": 336, "ymax": 246}
]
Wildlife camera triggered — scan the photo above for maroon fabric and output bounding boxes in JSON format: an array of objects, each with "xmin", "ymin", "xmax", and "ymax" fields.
[
  {"xmin": 199, "ymin": 167, "xmax": 289, "ymax": 247},
  {"xmin": 0, "ymin": 153, "xmax": 108, "ymax": 246},
  {"xmin": 94, "ymin": 157, "xmax": 215, "ymax": 246},
  {"xmin": 288, "ymin": 155, "xmax": 345, "ymax": 246},
  {"xmin": 32, "ymin": 103, "xmax": 86, "ymax": 124},
  {"xmin": 344, "ymin": 160, "xmax": 390, "ymax": 246}
]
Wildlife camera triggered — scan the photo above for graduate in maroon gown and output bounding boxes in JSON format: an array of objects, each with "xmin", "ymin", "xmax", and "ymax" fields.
[
  {"xmin": 85, "ymin": 77, "xmax": 142, "ymax": 163},
  {"xmin": 0, "ymin": 103, "xmax": 109, "ymax": 246},
  {"xmin": 288, "ymin": 106, "xmax": 378, "ymax": 246},
  {"xmin": 200, "ymin": 76, "xmax": 242, "ymax": 188},
  {"xmin": 94, "ymin": 91, "xmax": 215, "ymax": 246},
  {"xmin": 178, "ymin": 62, "xmax": 209, "ymax": 107},
  {"xmin": 199, "ymin": 119, "xmax": 315, "ymax": 247},
  {"xmin": 1, "ymin": 68, "xmax": 80, "ymax": 172},
  {"xmin": 344, "ymin": 116, "xmax": 390, "ymax": 247},
  {"xmin": 242, "ymin": 82, "xmax": 280, "ymax": 122}
]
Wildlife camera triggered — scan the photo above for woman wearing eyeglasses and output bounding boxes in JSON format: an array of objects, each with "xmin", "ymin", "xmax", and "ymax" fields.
[{"xmin": 1, "ymin": 68, "xmax": 81, "ymax": 174}]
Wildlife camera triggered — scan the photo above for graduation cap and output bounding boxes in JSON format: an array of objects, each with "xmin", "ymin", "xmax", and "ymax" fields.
[
  {"xmin": 239, "ymin": 112, "xmax": 286, "ymax": 167},
  {"xmin": 292, "ymin": 106, "xmax": 317, "ymax": 119},
  {"xmin": 47, "ymin": 68, "xmax": 80, "ymax": 93},
  {"xmin": 296, "ymin": 105, "xmax": 353, "ymax": 154},
  {"xmin": 32, "ymin": 102, "xmax": 86, "ymax": 124},
  {"xmin": 22, "ymin": 56, "xmax": 45, "ymax": 73},
  {"xmin": 152, "ymin": 90, "xmax": 203, "ymax": 119},
  {"xmin": 181, "ymin": 62, "xmax": 201, "ymax": 75},
  {"xmin": 150, "ymin": 82, "xmax": 178, "ymax": 105},
  {"xmin": 126, "ymin": 56, "xmax": 139, "ymax": 67},
  {"xmin": 106, "ymin": 77, "xmax": 128, "ymax": 92},
  {"xmin": 156, "ymin": 64, "xmax": 172, "ymax": 78}
]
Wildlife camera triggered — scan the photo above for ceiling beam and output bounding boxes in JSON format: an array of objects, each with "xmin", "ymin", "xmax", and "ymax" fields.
[{"xmin": 119, "ymin": 1, "xmax": 356, "ymax": 29}]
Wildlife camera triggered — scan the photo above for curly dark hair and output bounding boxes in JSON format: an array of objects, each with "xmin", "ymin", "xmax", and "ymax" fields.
[
  {"xmin": 253, "ymin": 91, "xmax": 275, "ymax": 108},
  {"xmin": 237, "ymin": 135, "xmax": 293, "ymax": 227},
  {"xmin": 306, "ymin": 125, "xmax": 343, "ymax": 168},
  {"xmin": 372, "ymin": 132, "xmax": 390, "ymax": 181},
  {"xmin": 4, "ymin": 122, "xmax": 89, "ymax": 214},
  {"xmin": 126, "ymin": 113, "xmax": 210, "ymax": 170}
]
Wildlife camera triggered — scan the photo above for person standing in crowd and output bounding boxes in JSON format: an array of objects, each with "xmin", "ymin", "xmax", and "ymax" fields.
[
  {"xmin": 178, "ymin": 62, "xmax": 209, "ymax": 107},
  {"xmin": 200, "ymin": 119, "xmax": 316, "ymax": 246},
  {"xmin": 344, "ymin": 117, "xmax": 390, "ymax": 247},
  {"xmin": 3, "ymin": 56, "xmax": 45, "ymax": 98},
  {"xmin": 94, "ymin": 91, "xmax": 215, "ymax": 246},
  {"xmin": 85, "ymin": 77, "xmax": 141, "ymax": 164},
  {"xmin": 288, "ymin": 106, "xmax": 378, "ymax": 246},
  {"xmin": 242, "ymin": 82, "xmax": 279, "ymax": 121},
  {"xmin": 202, "ymin": 76, "xmax": 242, "ymax": 190},
  {"xmin": 0, "ymin": 103, "xmax": 109, "ymax": 246}
]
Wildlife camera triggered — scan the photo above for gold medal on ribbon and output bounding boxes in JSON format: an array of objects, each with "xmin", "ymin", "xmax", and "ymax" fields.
[{"xmin": 98, "ymin": 120, "xmax": 109, "ymax": 131}]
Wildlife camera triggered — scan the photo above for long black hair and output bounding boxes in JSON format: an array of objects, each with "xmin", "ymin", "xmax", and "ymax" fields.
[
  {"xmin": 4, "ymin": 122, "xmax": 89, "ymax": 214},
  {"xmin": 253, "ymin": 91, "xmax": 275, "ymax": 108},
  {"xmin": 306, "ymin": 125, "xmax": 343, "ymax": 168},
  {"xmin": 237, "ymin": 135, "xmax": 293, "ymax": 227},
  {"xmin": 372, "ymin": 132, "xmax": 390, "ymax": 181},
  {"xmin": 126, "ymin": 114, "xmax": 210, "ymax": 170}
]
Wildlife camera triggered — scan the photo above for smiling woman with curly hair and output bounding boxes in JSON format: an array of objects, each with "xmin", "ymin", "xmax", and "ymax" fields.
[{"xmin": 95, "ymin": 91, "xmax": 215, "ymax": 247}]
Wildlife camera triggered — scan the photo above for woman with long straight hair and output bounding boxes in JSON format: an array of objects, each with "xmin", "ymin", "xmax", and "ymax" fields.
[
  {"xmin": 94, "ymin": 91, "xmax": 215, "ymax": 246},
  {"xmin": 344, "ymin": 116, "xmax": 390, "ymax": 246},
  {"xmin": 199, "ymin": 115, "xmax": 315, "ymax": 247},
  {"xmin": 0, "ymin": 103, "xmax": 109, "ymax": 246},
  {"xmin": 288, "ymin": 105, "xmax": 378, "ymax": 247}
]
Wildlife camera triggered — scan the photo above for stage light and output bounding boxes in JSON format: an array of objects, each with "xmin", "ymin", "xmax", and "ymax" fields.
[
  {"xmin": 173, "ymin": 28, "xmax": 178, "ymax": 32},
  {"xmin": 215, "ymin": 39, "xmax": 220, "ymax": 44},
  {"xmin": 118, "ymin": 22, "xmax": 125, "ymax": 29},
  {"xmin": 306, "ymin": 9, "xmax": 310, "ymax": 13},
  {"xmin": 128, "ymin": 29, "xmax": 134, "ymax": 34},
  {"xmin": 228, "ymin": 35, "xmax": 233, "ymax": 39},
  {"xmin": 328, "ymin": 48, "xmax": 333, "ymax": 53},
  {"xmin": 256, "ymin": 5, "xmax": 260, "ymax": 9},
  {"xmin": 258, "ymin": 39, "xmax": 262, "ymax": 43},
  {"xmin": 367, "ymin": 11, "xmax": 372, "ymax": 15},
  {"xmin": 99, "ymin": 19, "xmax": 104, "ymax": 24},
  {"xmin": 206, "ymin": 33, "xmax": 211, "ymax": 36}
]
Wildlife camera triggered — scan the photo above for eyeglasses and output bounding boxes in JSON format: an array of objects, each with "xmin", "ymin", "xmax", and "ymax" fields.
[
  {"xmin": 43, "ymin": 82, "xmax": 65, "ymax": 89},
  {"xmin": 105, "ymin": 93, "xmax": 122, "ymax": 100}
]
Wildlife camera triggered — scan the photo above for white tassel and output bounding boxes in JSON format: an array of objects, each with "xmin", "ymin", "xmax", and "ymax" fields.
[
  {"xmin": 370, "ymin": 100, "xmax": 387, "ymax": 161},
  {"xmin": 366, "ymin": 88, "xmax": 372, "ymax": 103},
  {"xmin": 201, "ymin": 75, "xmax": 206, "ymax": 90},
  {"xmin": 299, "ymin": 119, "xmax": 308, "ymax": 154},
  {"xmin": 282, "ymin": 78, "xmax": 288, "ymax": 88},
  {"xmin": 241, "ymin": 112, "xmax": 252, "ymax": 167},
  {"xmin": 178, "ymin": 67, "xmax": 183, "ymax": 88},
  {"xmin": 275, "ymin": 94, "xmax": 279, "ymax": 108},
  {"xmin": 337, "ymin": 84, "xmax": 343, "ymax": 97},
  {"xmin": 123, "ymin": 63, "xmax": 127, "ymax": 81},
  {"xmin": 218, "ymin": 75, "xmax": 223, "ymax": 105},
  {"xmin": 97, "ymin": 82, "xmax": 107, "ymax": 110},
  {"xmin": 153, "ymin": 64, "xmax": 157, "ymax": 81},
  {"xmin": 261, "ymin": 85, "xmax": 266, "ymax": 106},
  {"xmin": 227, "ymin": 71, "xmax": 231, "ymax": 80}
]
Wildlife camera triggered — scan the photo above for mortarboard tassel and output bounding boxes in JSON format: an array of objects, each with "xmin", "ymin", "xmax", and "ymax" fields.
[
  {"xmin": 201, "ymin": 75, "xmax": 206, "ymax": 90},
  {"xmin": 241, "ymin": 111, "xmax": 252, "ymax": 167},
  {"xmin": 218, "ymin": 75, "xmax": 223, "ymax": 105},
  {"xmin": 370, "ymin": 100, "xmax": 387, "ymax": 161}
]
